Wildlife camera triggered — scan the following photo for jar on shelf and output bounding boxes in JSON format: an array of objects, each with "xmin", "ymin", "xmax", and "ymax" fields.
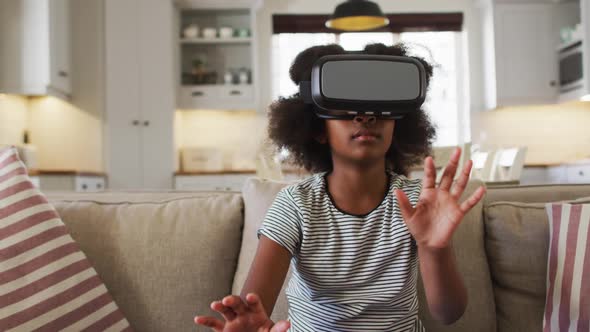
[
  {"xmin": 224, "ymin": 69, "xmax": 235, "ymax": 85},
  {"xmin": 238, "ymin": 68, "xmax": 251, "ymax": 84},
  {"xmin": 183, "ymin": 23, "xmax": 199, "ymax": 38}
]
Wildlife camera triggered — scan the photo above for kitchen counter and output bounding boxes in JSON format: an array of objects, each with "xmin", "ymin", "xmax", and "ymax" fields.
[
  {"xmin": 28, "ymin": 170, "xmax": 107, "ymax": 192},
  {"xmin": 28, "ymin": 169, "xmax": 107, "ymax": 177},
  {"xmin": 175, "ymin": 170, "xmax": 256, "ymax": 175},
  {"xmin": 175, "ymin": 168, "xmax": 310, "ymax": 176}
]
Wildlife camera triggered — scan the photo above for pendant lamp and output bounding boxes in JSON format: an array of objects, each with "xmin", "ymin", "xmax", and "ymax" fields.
[{"xmin": 326, "ymin": 0, "xmax": 390, "ymax": 31}]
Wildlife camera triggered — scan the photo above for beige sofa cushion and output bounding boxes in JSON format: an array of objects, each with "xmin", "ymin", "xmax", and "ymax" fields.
[
  {"xmin": 484, "ymin": 195, "xmax": 590, "ymax": 332},
  {"xmin": 235, "ymin": 177, "xmax": 496, "ymax": 332},
  {"xmin": 232, "ymin": 178, "xmax": 292, "ymax": 323},
  {"xmin": 485, "ymin": 183, "xmax": 590, "ymax": 204},
  {"xmin": 47, "ymin": 191, "xmax": 244, "ymax": 332},
  {"xmin": 418, "ymin": 180, "xmax": 496, "ymax": 332}
]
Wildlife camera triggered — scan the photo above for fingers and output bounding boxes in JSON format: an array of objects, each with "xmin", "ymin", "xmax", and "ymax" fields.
[
  {"xmin": 194, "ymin": 316, "xmax": 224, "ymax": 331},
  {"xmin": 271, "ymin": 320, "xmax": 291, "ymax": 332},
  {"xmin": 438, "ymin": 147, "xmax": 461, "ymax": 191},
  {"xmin": 211, "ymin": 300, "xmax": 236, "ymax": 321},
  {"xmin": 222, "ymin": 295, "xmax": 247, "ymax": 315},
  {"xmin": 459, "ymin": 185, "xmax": 486, "ymax": 214},
  {"xmin": 245, "ymin": 293, "xmax": 266, "ymax": 314},
  {"xmin": 422, "ymin": 156, "xmax": 436, "ymax": 189},
  {"xmin": 394, "ymin": 189, "xmax": 414, "ymax": 223},
  {"xmin": 451, "ymin": 159, "xmax": 473, "ymax": 200}
]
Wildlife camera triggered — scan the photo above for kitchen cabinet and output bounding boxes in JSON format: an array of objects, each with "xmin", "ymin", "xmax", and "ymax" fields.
[
  {"xmin": 175, "ymin": 174, "xmax": 254, "ymax": 191},
  {"xmin": 0, "ymin": 0, "xmax": 72, "ymax": 98},
  {"xmin": 481, "ymin": 1, "xmax": 562, "ymax": 109},
  {"xmin": 174, "ymin": 171, "xmax": 306, "ymax": 191},
  {"xmin": 49, "ymin": 0, "xmax": 71, "ymax": 96},
  {"xmin": 520, "ymin": 161, "xmax": 590, "ymax": 185},
  {"xmin": 29, "ymin": 171, "xmax": 106, "ymax": 192},
  {"xmin": 548, "ymin": 161, "xmax": 590, "ymax": 184},
  {"xmin": 104, "ymin": 0, "xmax": 175, "ymax": 189},
  {"xmin": 174, "ymin": 0, "xmax": 262, "ymax": 110}
]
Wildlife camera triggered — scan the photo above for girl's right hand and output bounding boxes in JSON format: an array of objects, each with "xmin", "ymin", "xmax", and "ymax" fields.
[{"xmin": 194, "ymin": 293, "xmax": 290, "ymax": 332}]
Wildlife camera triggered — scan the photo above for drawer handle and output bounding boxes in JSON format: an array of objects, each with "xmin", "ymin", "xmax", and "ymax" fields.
[
  {"xmin": 580, "ymin": 171, "xmax": 584, "ymax": 176},
  {"xmin": 81, "ymin": 184, "xmax": 88, "ymax": 190},
  {"xmin": 229, "ymin": 90, "xmax": 242, "ymax": 96},
  {"xmin": 192, "ymin": 91, "xmax": 205, "ymax": 97},
  {"xmin": 58, "ymin": 70, "xmax": 68, "ymax": 78}
]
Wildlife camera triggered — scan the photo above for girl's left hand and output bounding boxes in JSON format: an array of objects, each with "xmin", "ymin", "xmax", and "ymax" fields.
[{"xmin": 394, "ymin": 147, "xmax": 486, "ymax": 251}]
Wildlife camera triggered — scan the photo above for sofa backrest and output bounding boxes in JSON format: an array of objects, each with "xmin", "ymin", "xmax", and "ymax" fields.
[
  {"xmin": 47, "ymin": 191, "xmax": 244, "ymax": 332},
  {"xmin": 416, "ymin": 179, "xmax": 497, "ymax": 332},
  {"xmin": 482, "ymin": 183, "xmax": 590, "ymax": 332}
]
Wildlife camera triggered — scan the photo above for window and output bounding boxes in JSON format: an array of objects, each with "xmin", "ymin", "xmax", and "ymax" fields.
[{"xmin": 271, "ymin": 31, "xmax": 469, "ymax": 146}]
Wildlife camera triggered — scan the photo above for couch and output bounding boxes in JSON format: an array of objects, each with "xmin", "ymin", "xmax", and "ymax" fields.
[{"xmin": 44, "ymin": 179, "xmax": 590, "ymax": 332}]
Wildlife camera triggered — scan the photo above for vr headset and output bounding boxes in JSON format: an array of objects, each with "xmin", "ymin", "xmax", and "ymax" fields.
[{"xmin": 299, "ymin": 54, "xmax": 427, "ymax": 120}]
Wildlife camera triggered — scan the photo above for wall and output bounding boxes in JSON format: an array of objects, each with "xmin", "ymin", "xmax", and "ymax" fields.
[
  {"xmin": 0, "ymin": 94, "xmax": 29, "ymax": 146},
  {"xmin": 0, "ymin": 95, "xmax": 103, "ymax": 171},
  {"xmin": 28, "ymin": 96, "xmax": 103, "ymax": 171},
  {"xmin": 472, "ymin": 101, "xmax": 590, "ymax": 165}
]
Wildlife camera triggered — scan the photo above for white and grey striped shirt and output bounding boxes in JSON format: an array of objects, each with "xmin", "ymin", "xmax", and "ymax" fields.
[{"xmin": 258, "ymin": 172, "xmax": 424, "ymax": 332}]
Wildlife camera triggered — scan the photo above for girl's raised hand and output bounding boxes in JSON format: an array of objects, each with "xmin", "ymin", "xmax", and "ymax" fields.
[
  {"xmin": 194, "ymin": 293, "xmax": 290, "ymax": 332},
  {"xmin": 394, "ymin": 147, "xmax": 486, "ymax": 251}
]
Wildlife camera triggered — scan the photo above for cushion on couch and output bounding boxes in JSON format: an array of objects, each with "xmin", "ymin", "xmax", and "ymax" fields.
[
  {"xmin": 543, "ymin": 203, "xmax": 590, "ymax": 332},
  {"xmin": 0, "ymin": 146, "xmax": 131, "ymax": 331},
  {"xmin": 418, "ymin": 179, "xmax": 497, "ymax": 332},
  {"xmin": 235, "ymin": 177, "xmax": 496, "ymax": 332},
  {"xmin": 46, "ymin": 191, "xmax": 244, "ymax": 332},
  {"xmin": 484, "ymin": 196, "xmax": 590, "ymax": 332},
  {"xmin": 232, "ymin": 177, "xmax": 292, "ymax": 323}
]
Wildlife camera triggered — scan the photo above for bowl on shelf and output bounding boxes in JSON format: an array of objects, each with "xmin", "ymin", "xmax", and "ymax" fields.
[
  {"xmin": 235, "ymin": 28, "xmax": 250, "ymax": 38},
  {"xmin": 202, "ymin": 27, "xmax": 217, "ymax": 39},
  {"xmin": 219, "ymin": 27, "xmax": 234, "ymax": 39},
  {"xmin": 183, "ymin": 24, "xmax": 199, "ymax": 39}
]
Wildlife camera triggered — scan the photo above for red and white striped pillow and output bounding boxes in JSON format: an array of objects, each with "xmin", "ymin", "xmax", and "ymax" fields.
[
  {"xmin": 0, "ymin": 146, "xmax": 132, "ymax": 331},
  {"xmin": 544, "ymin": 203, "xmax": 590, "ymax": 332}
]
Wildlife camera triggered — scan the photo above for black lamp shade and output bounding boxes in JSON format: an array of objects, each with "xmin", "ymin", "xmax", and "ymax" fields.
[{"xmin": 326, "ymin": 0, "xmax": 390, "ymax": 31}]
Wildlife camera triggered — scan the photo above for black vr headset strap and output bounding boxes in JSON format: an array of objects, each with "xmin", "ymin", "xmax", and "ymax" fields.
[{"xmin": 299, "ymin": 81, "xmax": 313, "ymax": 104}]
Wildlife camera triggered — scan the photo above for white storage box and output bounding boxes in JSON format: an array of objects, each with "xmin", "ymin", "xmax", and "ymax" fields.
[{"xmin": 181, "ymin": 147, "xmax": 224, "ymax": 172}]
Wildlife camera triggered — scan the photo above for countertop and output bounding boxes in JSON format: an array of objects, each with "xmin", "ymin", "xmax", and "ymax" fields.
[
  {"xmin": 175, "ymin": 168, "xmax": 309, "ymax": 176},
  {"xmin": 28, "ymin": 169, "xmax": 107, "ymax": 177}
]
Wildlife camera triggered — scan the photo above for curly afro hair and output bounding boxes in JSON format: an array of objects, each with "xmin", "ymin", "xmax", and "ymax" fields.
[{"xmin": 268, "ymin": 43, "xmax": 437, "ymax": 176}]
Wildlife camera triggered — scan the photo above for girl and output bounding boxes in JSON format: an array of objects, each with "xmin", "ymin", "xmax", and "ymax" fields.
[{"xmin": 195, "ymin": 43, "xmax": 486, "ymax": 332}]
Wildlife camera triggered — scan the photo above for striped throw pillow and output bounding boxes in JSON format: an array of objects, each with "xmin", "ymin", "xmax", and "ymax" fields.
[
  {"xmin": 544, "ymin": 203, "xmax": 590, "ymax": 332},
  {"xmin": 0, "ymin": 146, "xmax": 132, "ymax": 331}
]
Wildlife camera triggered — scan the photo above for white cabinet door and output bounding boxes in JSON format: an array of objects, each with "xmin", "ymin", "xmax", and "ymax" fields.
[
  {"xmin": 547, "ymin": 165, "xmax": 567, "ymax": 184},
  {"xmin": 48, "ymin": 0, "xmax": 71, "ymax": 95},
  {"xmin": 491, "ymin": 4, "xmax": 559, "ymax": 107},
  {"xmin": 105, "ymin": 0, "xmax": 143, "ymax": 189},
  {"xmin": 105, "ymin": 0, "xmax": 175, "ymax": 190},
  {"xmin": 175, "ymin": 174, "xmax": 253, "ymax": 191},
  {"xmin": 565, "ymin": 164, "xmax": 590, "ymax": 184},
  {"xmin": 139, "ymin": 0, "xmax": 175, "ymax": 189}
]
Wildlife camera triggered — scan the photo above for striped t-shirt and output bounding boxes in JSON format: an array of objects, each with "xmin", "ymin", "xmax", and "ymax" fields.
[{"xmin": 258, "ymin": 172, "xmax": 424, "ymax": 332}]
